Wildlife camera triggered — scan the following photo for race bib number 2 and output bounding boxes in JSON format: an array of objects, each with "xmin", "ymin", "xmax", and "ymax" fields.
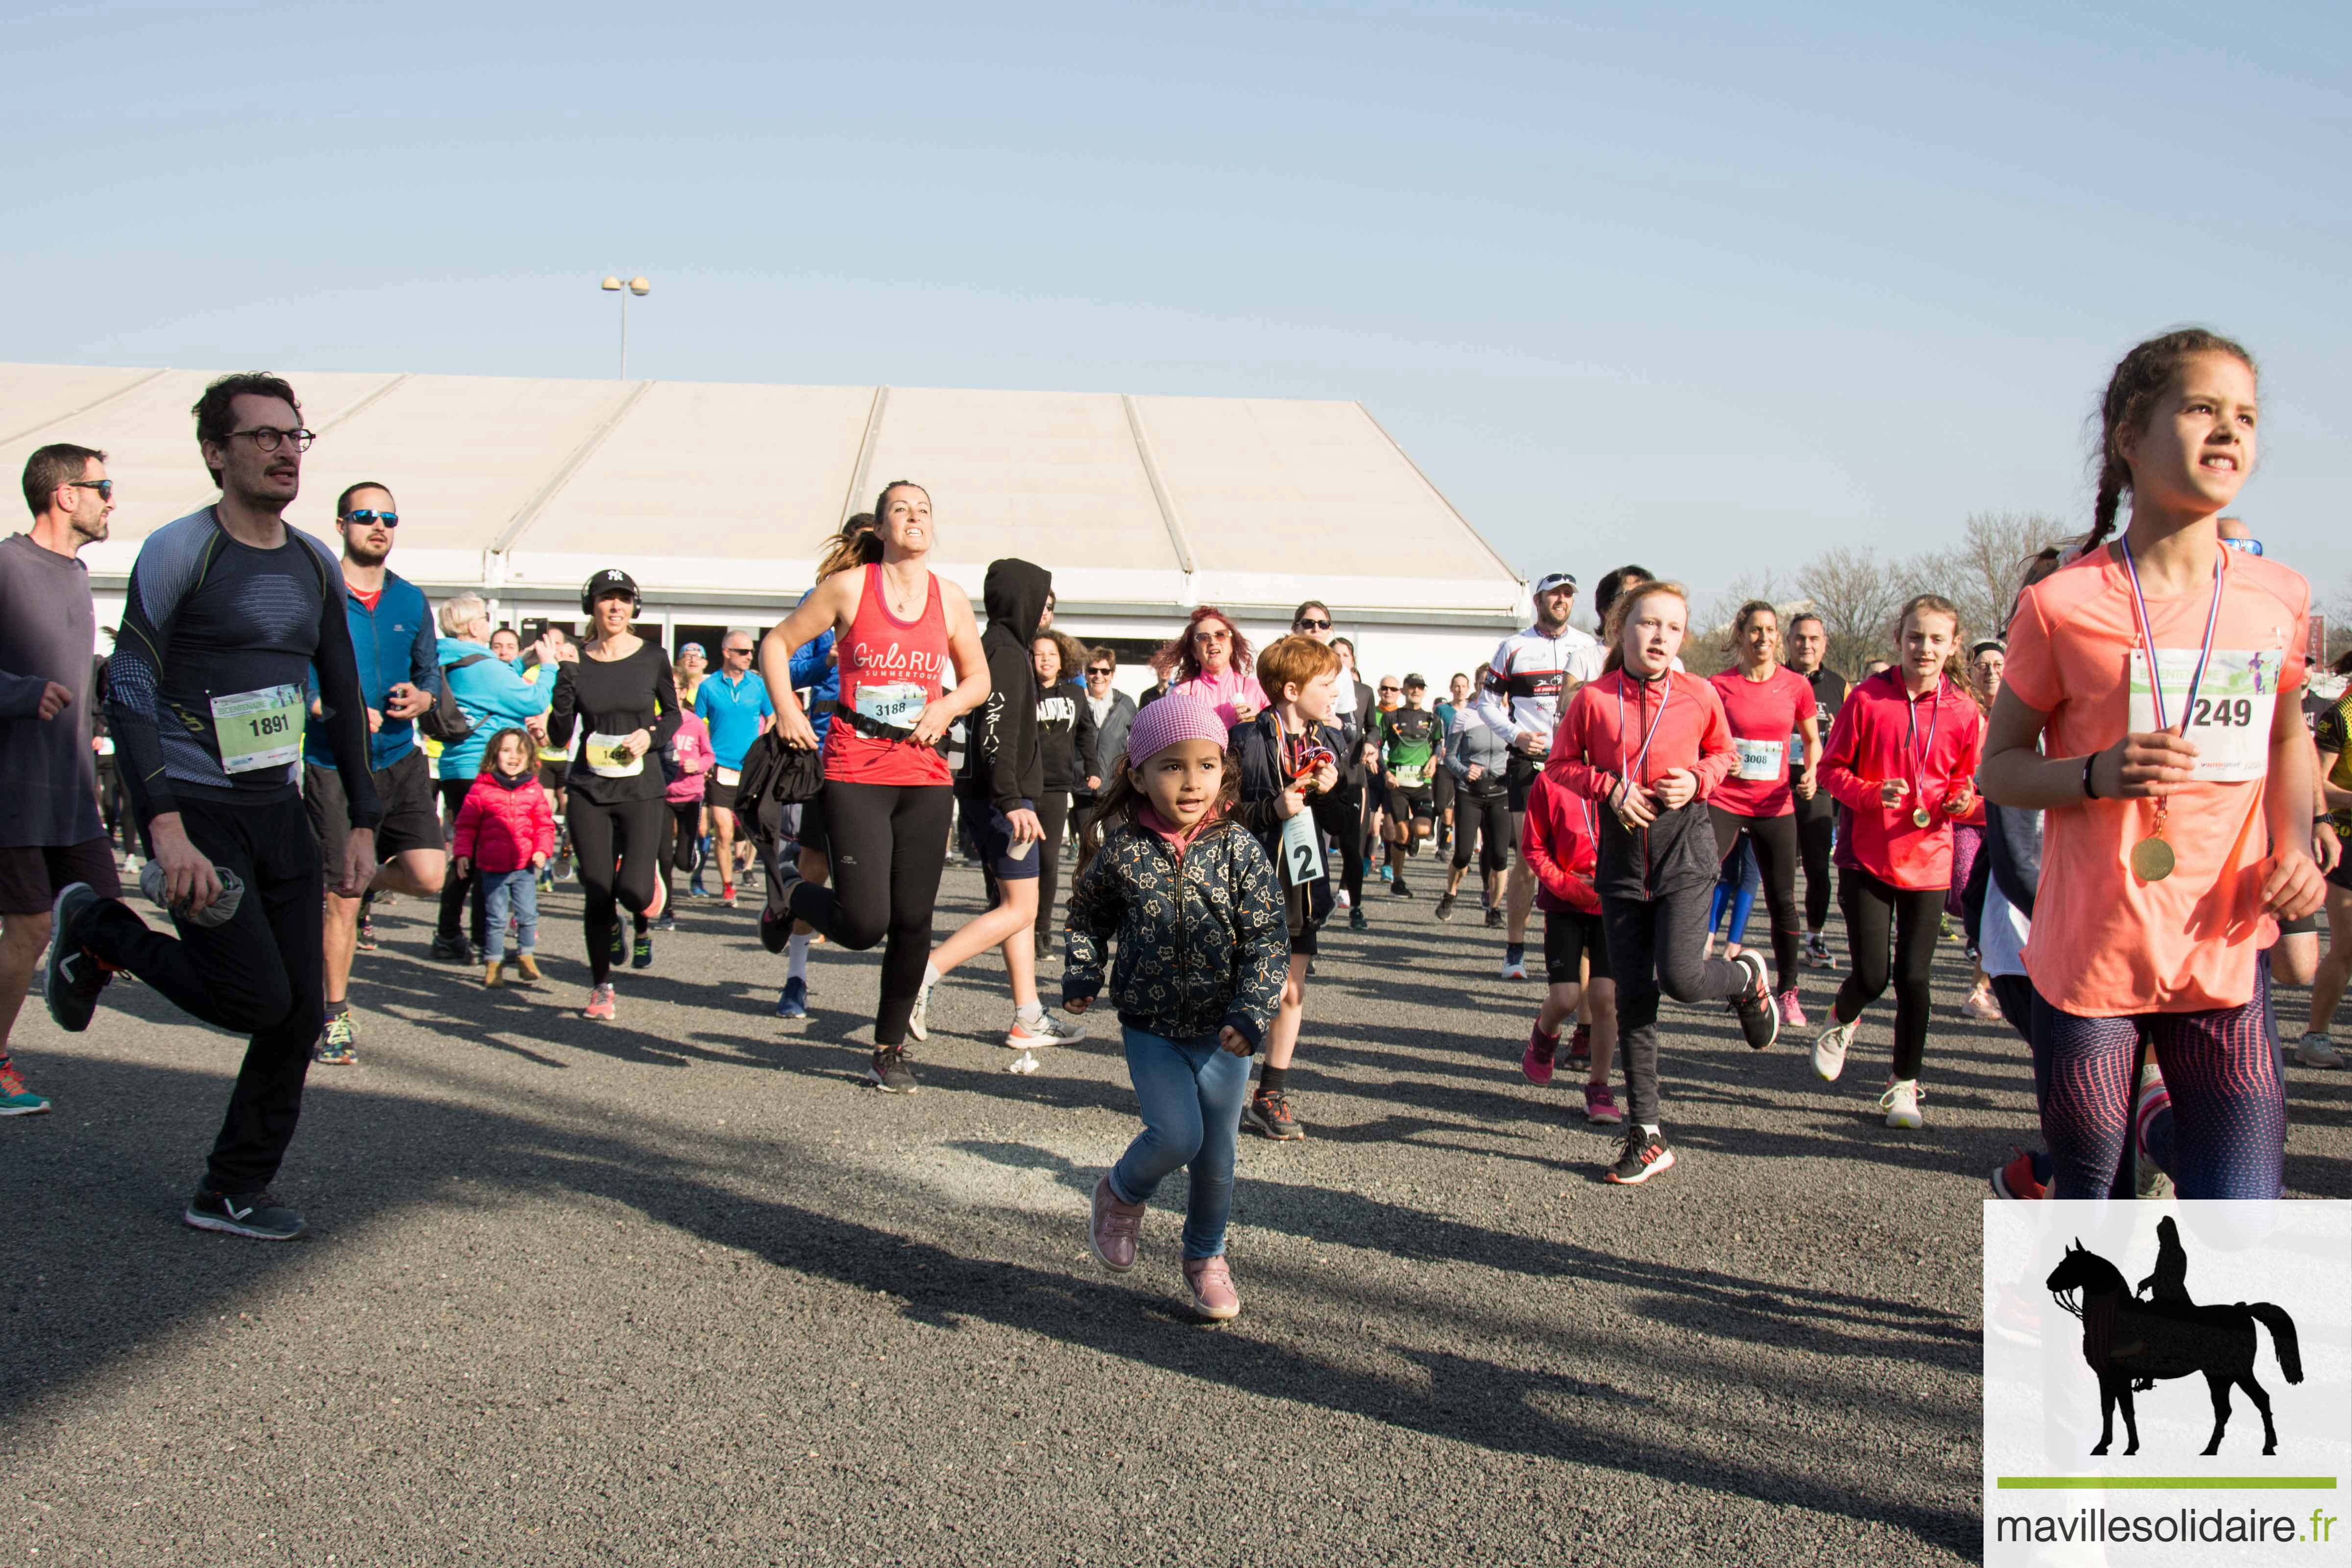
[
  {"xmin": 1278, "ymin": 811, "xmax": 1325, "ymax": 885},
  {"xmin": 2129, "ymin": 649, "xmax": 2278, "ymax": 782},
  {"xmin": 210, "ymin": 685, "xmax": 305, "ymax": 774}
]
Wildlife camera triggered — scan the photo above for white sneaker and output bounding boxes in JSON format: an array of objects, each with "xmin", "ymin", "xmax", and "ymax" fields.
[
  {"xmin": 1006, "ymin": 1011, "xmax": 1086, "ymax": 1048},
  {"xmin": 1335, "ymin": 888, "xmax": 1352, "ymax": 910},
  {"xmin": 1500, "ymin": 956, "xmax": 1530, "ymax": 980},
  {"xmin": 1878, "ymin": 1078, "xmax": 1925, "ymax": 1129},
  {"xmin": 2296, "ymin": 1032, "xmax": 2344, "ymax": 1069},
  {"xmin": 906, "ymin": 981, "xmax": 932, "ymax": 1042},
  {"xmin": 1813, "ymin": 1018, "xmax": 1855, "ymax": 1082}
]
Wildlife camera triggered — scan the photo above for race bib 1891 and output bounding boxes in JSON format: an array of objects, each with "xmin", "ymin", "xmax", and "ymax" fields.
[
  {"xmin": 2128, "ymin": 648, "xmax": 2278, "ymax": 782},
  {"xmin": 209, "ymin": 685, "xmax": 304, "ymax": 774}
]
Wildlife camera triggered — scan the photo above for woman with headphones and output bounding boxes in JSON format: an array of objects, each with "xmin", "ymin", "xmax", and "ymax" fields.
[{"xmin": 538, "ymin": 568, "xmax": 681, "ymax": 1020}]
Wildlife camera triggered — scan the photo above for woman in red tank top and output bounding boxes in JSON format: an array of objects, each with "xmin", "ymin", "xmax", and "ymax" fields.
[{"xmin": 758, "ymin": 482, "xmax": 989, "ymax": 1088}]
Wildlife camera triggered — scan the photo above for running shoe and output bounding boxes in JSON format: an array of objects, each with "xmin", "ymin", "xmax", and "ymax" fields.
[
  {"xmin": 1335, "ymin": 888, "xmax": 1352, "ymax": 910},
  {"xmin": 484, "ymin": 959, "xmax": 506, "ymax": 989},
  {"xmin": 1182, "ymin": 1255, "xmax": 1242, "ymax": 1322},
  {"xmin": 687, "ymin": 874, "xmax": 710, "ymax": 898},
  {"xmin": 1813, "ymin": 1017, "xmax": 1855, "ymax": 1082},
  {"xmin": 43, "ymin": 882, "xmax": 111, "ymax": 1033},
  {"xmin": 760, "ymin": 872, "xmax": 803, "ymax": 954},
  {"xmin": 514, "ymin": 954, "xmax": 541, "ymax": 983},
  {"xmin": 1434, "ymin": 892, "xmax": 1457, "ymax": 922},
  {"xmin": 1878, "ymin": 1078, "xmax": 1925, "ymax": 1130},
  {"xmin": 1582, "ymin": 1081, "xmax": 1622, "ymax": 1125},
  {"xmin": 583, "ymin": 984, "xmax": 616, "ymax": 1022},
  {"xmin": 632, "ymin": 931, "xmax": 654, "ymax": 969},
  {"xmin": 1243, "ymin": 1088, "xmax": 1305, "ymax": 1141},
  {"xmin": 2295, "ymin": 1032, "xmax": 2344, "ymax": 1069},
  {"xmin": 1088, "ymin": 1175, "xmax": 1144, "ymax": 1272},
  {"xmin": 1990, "ymin": 1148, "xmax": 2049, "ymax": 1200},
  {"xmin": 906, "ymin": 980, "xmax": 932, "ymax": 1042},
  {"xmin": 1776, "ymin": 989, "xmax": 1807, "ymax": 1030},
  {"xmin": 354, "ymin": 914, "xmax": 378, "ymax": 952},
  {"xmin": 1730, "ymin": 950, "xmax": 1778, "ymax": 1051},
  {"xmin": 1379, "ymin": 864, "xmax": 1392, "ymax": 883},
  {"xmin": 1005, "ymin": 1012, "xmax": 1086, "ymax": 1049},
  {"xmin": 1604, "ymin": 1127, "xmax": 1674, "ymax": 1185},
  {"xmin": 1961, "ymin": 983, "xmax": 2002, "ymax": 1021},
  {"xmin": 1802, "ymin": 932, "xmax": 1836, "ymax": 970},
  {"xmin": 867, "ymin": 1046, "xmax": 917, "ymax": 1094},
  {"xmin": 1568, "ymin": 1024, "xmax": 1592, "ymax": 1068},
  {"xmin": 1389, "ymin": 876, "xmax": 1413, "ymax": 899},
  {"xmin": 0, "ymin": 1058, "xmax": 50, "ymax": 1116},
  {"xmin": 1500, "ymin": 956, "xmax": 1529, "ymax": 981},
  {"xmin": 552, "ymin": 852, "xmax": 574, "ymax": 885},
  {"xmin": 314, "ymin": 1012, "xmax": 358, "ymax": 1065},
  {"xmin": 776, "ymin": 976, "xmax": 808, "ymax": 1019},
  {"xmin": 1349, "ymin": 909, "xmax": 1369, "ymax": 932},
  {"xmin": 1522, "ymin": 1024, "xmax": 1559, "ymax": 1086},
  {"xmin": 722, "ymin": 882, "xmax": 737, "ymax": 908},
  {"xmin": 430, "ymin": 932, "xmax": 473, "ymax": 964},
  {"xmin": 653, "ymin": 913, "xmax": 677, "ymax": 933},
  {"xmin": 1484, "ymin": 906, "xmax": 1503, "ymax": 928},
  {"xmin": 183, "ymin": 1187, "xmax": 305, "ymax": 1241}
]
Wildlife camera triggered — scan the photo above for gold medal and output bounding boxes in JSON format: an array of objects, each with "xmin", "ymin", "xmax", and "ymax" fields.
[
  {"xmin": 2130, "ymin": 835, "xmax": 2175, "ymax": 881},
  {"xmin": 1911, "ymin": 807, "xmax": 1932, "ymax": 829}
]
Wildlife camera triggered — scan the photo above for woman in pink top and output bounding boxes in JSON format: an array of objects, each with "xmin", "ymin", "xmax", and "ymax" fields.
[
  {"xmin": 1980, "ymin": 329, "xmax": 2323, "ymax": 1200},
  {"xmin": 1154, "ymin": 606, "xmax": 1267, "ymax": 729},
  {"xmin": 1706, "ymin": 601, "xmax": 1822, "ymax": 1024},
  {"xmin": 661, "ymin": 663, "xmax": 713, "ymax": 919}
]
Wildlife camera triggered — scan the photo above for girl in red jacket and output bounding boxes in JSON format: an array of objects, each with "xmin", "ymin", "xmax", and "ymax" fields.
[
  {"xmin": 1545, "ymin": 581, "xmax": 1781, "ymax": 1186},
  {"xmin": 454, "ymin": 728, "xmax": 558, "ymax": 987},
  {"xmin": 1812, "ymin": 595, "xmax": 1984, "ymax": 1128},
  {"xmin": 1519, "ymin": 767, "xmax": 1621, "ymax": 1126}
]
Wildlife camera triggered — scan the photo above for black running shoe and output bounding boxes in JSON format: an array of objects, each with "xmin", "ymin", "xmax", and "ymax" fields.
[
  {"xmin": 760, "ymin": 866, "xmax": 804, "ymax": 955},
  {"xmin": 429, "ymin": 933, "xmax": 473, "ymax": 964},
  {"xmin": 1434, "ymin": 893, "xmax": 1457, "ymax": 922},
  {"xmin": 1730, "ymin": 950, "xmax": 1779, "ymax": 1051},
  {"xmin": 1349, "ymin": 909, "xmax": 1369, "ymax": 931},
  {"xmin": 611, "ymin": 923, "xmax": 627, "ymax": 963},
  {"xmin": 867, "ymin": 1046, "xmax": 917, "ymax": 1094},
  {"xmin": 632, "ymin": 931, "xmax": 654, "ymax": 969},
  {"xmin": 44, "ymin": 882, "xmax": 112, "ymax": 1033},
  {"xmin": 1604, "ymin": 1127, "xmax": 1675, "ymax": 1186},
  {"xmin": 184, "ymin": 1186, "xmax": 306, "ymax": 1240},
  {"xmin": 1484, "ymin": 906, "xmax": 1504, "ymax": 928},
  {"xmin": 1389, "ymin": 877, "xmax": 1413, "ymax": 899}
]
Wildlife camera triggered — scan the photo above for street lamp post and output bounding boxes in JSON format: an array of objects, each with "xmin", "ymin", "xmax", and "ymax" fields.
[{"xmin": 599, "ymin": 274, "xmax": 651, "ymax": 378}]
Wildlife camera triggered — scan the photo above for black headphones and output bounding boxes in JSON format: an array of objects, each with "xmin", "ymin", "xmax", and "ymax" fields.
[{"xmin": 581, "ymin": 568, "xmax": 640, "ymax": 615}]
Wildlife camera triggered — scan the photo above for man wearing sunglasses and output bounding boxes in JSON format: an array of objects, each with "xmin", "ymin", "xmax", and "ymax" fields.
[
  {"xmin": 1477, "ymin": 571, "xmax": 1600, "ymax": 979},
  {"xmin": 48, "ymin": 373, "xmax": 382, "ymax": 1242},
  {"xmin": 695, "ymin": 630, "xmax": 775, "ymax": 908},
  {"xmin": 0, "ymin": 445, "xmax": 119, "ymax": 1117},
  {"xmin": 304, "ymin": 483, "xmax": 445, "ymax": 1060},
  {"xmin": 1292, "ymin": 601, "xmax": 1373, "ymax": 927}
]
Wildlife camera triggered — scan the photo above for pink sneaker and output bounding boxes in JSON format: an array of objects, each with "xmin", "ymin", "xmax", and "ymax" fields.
[
  {"xmin": 1582, "ymin": 1081, "xmax": 1622, "ymax": 1125},
  {"xmin": 1088, "ymin": 1175, "xmax": 1144, "ymax": 1273},
  {"xmin": 1522, "ymin": 1024, "xmax": 1559, "ymax": 1086},
  {"xmin": 1182, "ymin": 1255, "xmax": 1241, "ymax": 1321},
  {"xmin": 1962, "ymin": 984, "xmax": 2002, "ymax": 1021},
  {"xmin": 583, "ymin": 984, "xmax": 616, "ymax": 1021},
  {"xmin": 1776, "ymin": 989, "xmax": 1807, "ymax": 1029}
]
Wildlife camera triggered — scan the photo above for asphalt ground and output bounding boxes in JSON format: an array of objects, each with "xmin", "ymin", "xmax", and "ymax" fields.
[{"xmin": 7, "ymin": 852, "xmax": 2348, "ymax": 1567}]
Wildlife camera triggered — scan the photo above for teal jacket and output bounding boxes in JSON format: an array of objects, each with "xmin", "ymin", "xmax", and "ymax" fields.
[
  {"xmin": 434, "ymin": 636, "xmax": 553, "ymax": 778},
  {"xmin": 304, "ymin": 570, "xmax": 438, "ymax": 772}
]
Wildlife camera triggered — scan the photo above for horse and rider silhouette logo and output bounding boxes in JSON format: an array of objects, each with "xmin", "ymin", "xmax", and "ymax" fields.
[{"xmin": 2046, "ymin": 1217, "xmax": 2304, "ymax": 1457}]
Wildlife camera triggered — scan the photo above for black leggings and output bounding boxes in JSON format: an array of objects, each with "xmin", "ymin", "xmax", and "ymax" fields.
[
  {"xmin": 1451, "ymin": 789, "xmax": 1512, "ymax": 874},
  {"xmin": 1034, "ymin": 790, "xmax": 1070, "ymax": 948},
  {"xmin": 435, "ymin": 777, "xmax": 489, "ymax": 946},
  {"xmin": 659, "ymin": 796, "xmax": 701, "ymax": 905},
  {"xmin": 1710, "ymin": 806, "xmax": 1802, "ymax": 991},
  {"xmin": 567, "ymin": 795, "xmax": 667, "ymax": 985},
  {"xmin": 1833, "ymin": 867, "xmax": 1945, "ymax": 1080},
  {"xmin": 1600, "ymin": 879, "xmax": 1755, "ymax": 1127},
  {"xmin": 782, "ymin": 780, "xmax": 952, "ymax": 1047},
  {"xmin": 1311, "ymin": 783, "xmax": 1366, "ymax": 907},
  {"xmin": 1793, "ymin": 787, "xmax": 1836, "ymax": 931}
]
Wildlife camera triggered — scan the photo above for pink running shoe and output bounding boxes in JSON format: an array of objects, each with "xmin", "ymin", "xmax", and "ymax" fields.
[
  {"xmin": 1522, "ymin": 1024, "xmax": 1559, "ymax": 1086},
  {"xmin": 1776, "ymin": 989, "xmax": 1807, "ymax": 1029},
  {"xmin": 1088, "ymin": 1175, "xmax": 1144, "ymax": 1273},
  {"xmin": 583, "ymin": 983, "xmax": 616, "ymax": 1021},
  {"xmin": 1182, "ymin": 1255, "xmax": 1241, "ymax": 1321},
  {"xmin": 1582, "ymin": 1081, "xmax": 1622, "ymax": 1125}
]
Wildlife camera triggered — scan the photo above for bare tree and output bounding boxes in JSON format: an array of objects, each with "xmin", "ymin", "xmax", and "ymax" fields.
[
  {"xmin": 1694, "ymin": 569, "xmax": 1788, "ymax": 675},
  {"xmin": 1795, "ymin": 546, "xmax": 1907, "ymax": 679},
  {"xmin": 1927, "ymin": 511, "xmax": 2070, "ymax": 645}
]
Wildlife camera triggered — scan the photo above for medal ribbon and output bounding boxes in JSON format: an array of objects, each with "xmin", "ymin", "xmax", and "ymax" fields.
[
  {"xmin": 1905, "ymin": 680, "xmax": 1942, "ymax": 821},
  {"xmin": 1613, "ymin": 672, "xmax": 1673, "ymax": 816},
  {"xmin": 2119, "ymin": 540, "xmax": 2226, "ymax": 841}
]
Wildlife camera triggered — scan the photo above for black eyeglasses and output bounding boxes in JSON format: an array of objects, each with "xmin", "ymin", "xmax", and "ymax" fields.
[
  {"xmin": 1295, "ymin": 617, "xmax": 1330, "ymax": 631},
  {"xmin": 227, "ymin": 426, "xmax": 316, "ymax": 454},
  {"xmin": 341, "ymin": 509, "xmax": 398, "ymax": 527},
  {"xmin": 69, "ymin": 479, "xmax": 114, "ymax": 501}
]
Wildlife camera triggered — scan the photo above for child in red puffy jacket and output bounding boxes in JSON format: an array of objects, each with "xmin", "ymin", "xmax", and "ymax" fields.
[
  {"xmin": 1519, "ymin": 769, "xmax": 1621, "ymax": 1126},
  {"xmin": 454, "ymin": 728, "xmax": 557, "ymax": 986}
]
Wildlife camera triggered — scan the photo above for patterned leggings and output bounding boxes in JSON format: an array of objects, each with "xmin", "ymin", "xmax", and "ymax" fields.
[{"xmin": 2031, "ymin": 962, "xmax": 2284, "ymax": 1200}]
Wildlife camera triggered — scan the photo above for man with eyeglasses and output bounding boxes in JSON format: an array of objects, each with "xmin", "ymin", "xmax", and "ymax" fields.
[
  {"xmin": 0, "ymin": 445, "xmax": 119, "ymax": 1117},
  {"xmin": 1292, "ymin": 601, "xmax": 1373, "ymax": 927},
  {"xmin": 303, "ymin": 482, "xmax": 443, "ymax": 1062},
  {"xmin": 46, "ymin": 373, "xmax": 382, "ymax": 1242},
  {"xmin": 1076, "ymin": 646, "xmax": 1135, "ymax": 828},
  {"xmin": 1476, "ymin": 571, "xmax": 1600, "ymax": 979},
  {"xmin": 694, "ymin": 629, "xmax": 774, "ymax": 907}
]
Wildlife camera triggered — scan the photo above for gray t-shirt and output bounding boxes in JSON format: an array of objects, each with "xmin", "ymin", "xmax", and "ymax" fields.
[{"xmin": 0, "ymin": 532, "xmax": 103, "ymax": 848}]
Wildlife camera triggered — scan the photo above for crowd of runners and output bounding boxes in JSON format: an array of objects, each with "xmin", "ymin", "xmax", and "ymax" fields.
[{"xmin": 3, "ymin": 328, "xmax": 2348, "ymax": 1320}]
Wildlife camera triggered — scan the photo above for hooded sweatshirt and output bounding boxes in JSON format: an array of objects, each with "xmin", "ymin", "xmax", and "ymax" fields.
[
  {"xmin": 1820, "ymin": 668, "xmax": 1984, "ymax": 890},
  {"xmin": 960, "ymin": 558, "xmax": 1051, "ymax": 814}
]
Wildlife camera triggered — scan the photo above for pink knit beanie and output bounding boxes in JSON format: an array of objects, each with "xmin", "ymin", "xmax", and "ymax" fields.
[{"xmin": 1125, "ymin": 697, "xmax": 1230, "ymax": 764}]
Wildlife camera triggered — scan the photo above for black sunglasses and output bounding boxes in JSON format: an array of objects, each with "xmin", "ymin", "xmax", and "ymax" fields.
[
  {"xmin": 1086, "ymin": 666, "xmax": 1113, "ymax": 676},
  {"xmin": 342, "ymin": 509, "xmax": 398, "ymax": 527},
  {"xmin": 69, "ymin": 479, "xmax": 114, "ymax": 501},
  {"xmin": 1294, "ymin": 617, "xmax": 1330, "ymax": 630}
]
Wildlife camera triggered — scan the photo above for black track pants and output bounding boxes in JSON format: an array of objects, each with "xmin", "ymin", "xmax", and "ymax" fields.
[{"xmin": 781, "ymin": 780, "xmax": 952, "ymax": 1047}]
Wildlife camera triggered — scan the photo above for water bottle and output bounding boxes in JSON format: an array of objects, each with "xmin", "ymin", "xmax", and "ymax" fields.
[{"xmin": 139, "ymin": 859, "xmax": 245, "ymax": 928}]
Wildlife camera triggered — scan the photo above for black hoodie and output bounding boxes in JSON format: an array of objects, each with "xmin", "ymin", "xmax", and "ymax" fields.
[{"xmin": 960, "ymin": 558, "xmax": 1051, "ymax": 813}]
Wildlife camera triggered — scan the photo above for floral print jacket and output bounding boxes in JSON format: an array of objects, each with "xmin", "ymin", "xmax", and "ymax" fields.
[{"xmin": 1062, "ymin": 817, "xmax": 1290, "ymax": 1051}]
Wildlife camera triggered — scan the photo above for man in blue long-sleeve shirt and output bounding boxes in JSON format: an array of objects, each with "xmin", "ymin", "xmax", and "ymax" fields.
[{"xmin": 303, "ymin": 484, "xmax": 445, "ymax": 1062}]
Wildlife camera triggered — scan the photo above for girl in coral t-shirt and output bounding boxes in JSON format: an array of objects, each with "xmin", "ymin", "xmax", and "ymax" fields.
[{"xmin": 1980, "ymin": 329, "xmax": 2324, "ymax": 1200}]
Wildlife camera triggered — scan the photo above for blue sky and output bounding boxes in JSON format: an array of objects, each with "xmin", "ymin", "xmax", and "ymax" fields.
[{"xmin": 8, "ymin": 0, "xmax": 2347, "ymax": 612}]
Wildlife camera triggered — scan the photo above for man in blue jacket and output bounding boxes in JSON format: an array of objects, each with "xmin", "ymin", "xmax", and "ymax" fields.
[{"xmin": 305, "ymin": 483, "xmax": 442, "ymax": 1062}]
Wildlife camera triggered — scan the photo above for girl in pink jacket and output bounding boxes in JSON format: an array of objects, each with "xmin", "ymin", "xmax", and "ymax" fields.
[{"xmin": 454, "ymin": 728, "xmax": 558, "ymax": 986}]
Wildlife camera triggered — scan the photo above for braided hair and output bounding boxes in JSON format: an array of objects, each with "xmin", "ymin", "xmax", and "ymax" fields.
[{"xmin": 2082, "ymin": 328, "xmax": 2257, "ymax": 556}]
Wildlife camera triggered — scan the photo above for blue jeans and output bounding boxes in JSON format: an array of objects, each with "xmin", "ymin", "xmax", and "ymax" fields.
[
  {"xmin": 482, "ymin": 868, "xmax": 539, "ymax": 961},
  {"xmin": 1109, "ymin": 1025, "xmax": 1251, "ymax": 1260}
]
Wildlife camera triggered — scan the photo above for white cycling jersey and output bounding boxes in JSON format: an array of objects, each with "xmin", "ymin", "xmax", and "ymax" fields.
[{"xmin": 1473, "ymin": 623, "xmax": 1603, "ymax": 746}]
